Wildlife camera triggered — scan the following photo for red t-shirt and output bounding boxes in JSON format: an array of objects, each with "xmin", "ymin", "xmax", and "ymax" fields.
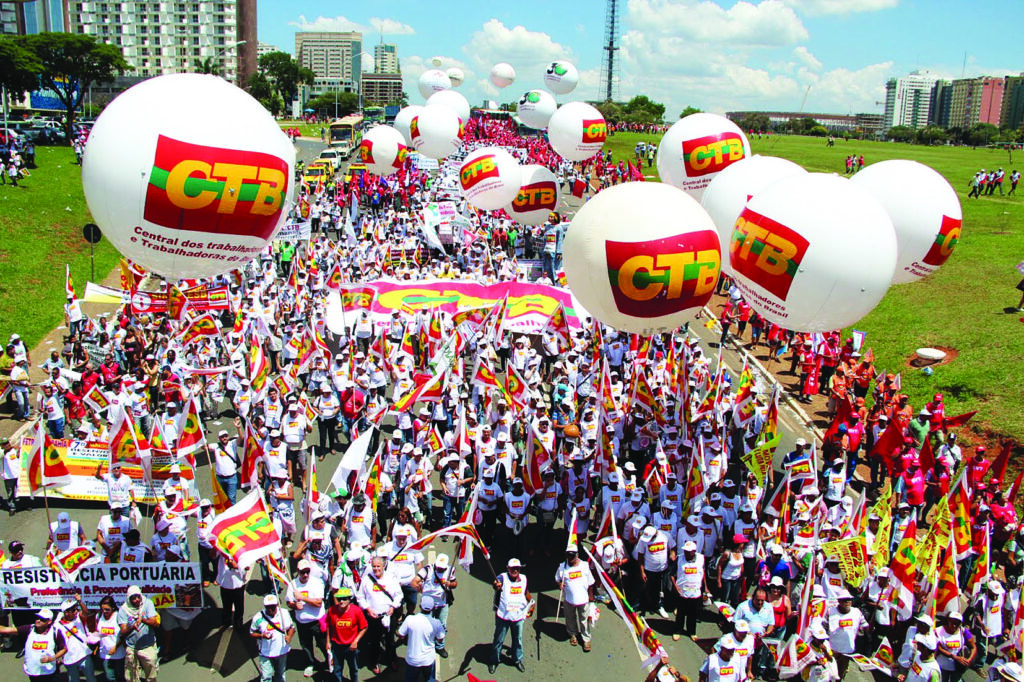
[{"xmin": 327, "ymin": 603, "xmax": 368, "ymax": 645}]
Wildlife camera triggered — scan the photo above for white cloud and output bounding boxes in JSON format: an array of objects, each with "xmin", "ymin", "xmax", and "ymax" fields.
[
  {"xmin": 368, "ymin": 17, "xmax": 415, "ymax": 36},
  {"xmin": 402, "ymin": 55, "xmax": 476, "ymax": 104},
  {"xmin": 793, "ymin": 46, "xmax": 822, "ymax": 71},
  {"xmin": 289, "ymin": 14, "xmax": 414, "ymax": 36},
  {"xmin": 804, "ymin": 61, "xmax": 893, "ymax": 112},
  {"xmin": 627, "ymin": 0, "xmax": 808, "ymax": 47},
  {"xmin": 463, "ymin": 20, "xmax": 573, "ymax": 83},
  {"xmin": 782, "ymin": 0, "xmax": 897, "ymax": 15}
]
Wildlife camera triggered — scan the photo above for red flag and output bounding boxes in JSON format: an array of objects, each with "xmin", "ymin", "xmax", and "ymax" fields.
[
  {"xmin": 869, "ymin": 420, "xmax": 903, "ymax": 474},
  {"xmin": 942, "ymin": 410, "xmax": 978, "ymax": 430},
  {"xmin": 824, "ymin": 396, "xmax": 852, "ymax": 442},
  {"xmin": 523, "ymin": 425, "xmax": 553, "ymax": 494},
  {"xmin": 571, "ymin": 179, "xmax": 586, "ymax": 198},
  {"xmin": 918, "ymin": 432, "xmax": 935, "ymax": 472},
  {"xmin": 990, "ymin": 441, "xmax": 1013, "ymax": 483},
  {"xmin": 1009, "ymin": 467, "xmax": 1024, "ymax": 504}
]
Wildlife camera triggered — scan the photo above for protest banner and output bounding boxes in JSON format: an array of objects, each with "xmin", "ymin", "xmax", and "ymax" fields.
[
  {"xmin": 277, "ymin": 219, "xmax": 312, "ymax": 242},
  {"xmin": 0, "ymin": 563, "xmax": 203, "ymax": 610},
  {"xmin": 821, "ymin": 535, "xmax": 868, "ymax": 588},
  {"xmin": 127, "ymin": 284, "xmax": 231, "ymax": 314}
]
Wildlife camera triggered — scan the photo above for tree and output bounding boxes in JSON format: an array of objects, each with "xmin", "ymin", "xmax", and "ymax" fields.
[
  {"xmin": 966, "ymin": 122, "xmax": 998, "ymax": 147},
  {"xmin": 679, "ymin": 106, "xmax": 702, "ymax": 118},
  {"xmin": 258, "ymin": 51, "xmax": 314, "ymax": 107},
  {"xmin": 19, "ymin": 32, "xmax": 130, "ymax": 141},
  {"xmin": 595, "ymin": 100, "xmax": 623, "ymax": 125},
  {"xmin": 739, "ymin": 113, "xmax": 770, "ymax": 133},
  {"xmin": 192, "ymin": 56, "xmax": 221, "ymax": 77},
  {"xmin": 809, "ymin": 125, "xmax": 828, "ymax": 137},
  {"xmin": 305, "ymin": 91, "xmax": 359, "ymax": 118},
  {"xmin": 887, "ymin": 125, "xmax": 916, "ymax": 143},
  {"xmin": 0, "ymin": 36, "xmax": 42, "ymax": 99},
  {"xmin": 916, "ymin": 125, "xmax": 948, "ymax": 145},
  {"xmin": 623, "ymin": 95, "xmax": 665, "ymax": 123},
  {"xmin": 247, "ymin": 72, "xmax": 282, "ymax": 116}
]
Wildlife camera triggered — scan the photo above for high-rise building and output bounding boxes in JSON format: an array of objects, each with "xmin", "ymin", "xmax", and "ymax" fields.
[
  {"xmin": 928, "ymin": 80, "xmax": 953, "ymax": 128},
  {"xmin": 1000, "ymin": 74, "xmax": 1024, "ymax": 131},
  {"xmin": 68, "ymin": 0, "xmax": 245, "ymax": 84},
  {"xmin": 373, "ymin": 43, "xmax": 399, "ymax": 74},
  {"xmin": 949, "ymin": 76, "xmax": 1005, "ymax": 129},
  {"xmin": 257, "ymin": 41, "xmax": 278, "ymax": 57},
  {"xmin": 361, "ymin": 72, "xmax": 403, "ymax": 105},
  {"xmin": 17, "ymin": 0, "xmax": 68, "ymax": 34},
  {"xmin": 295, "ymin": 31, "xmax": 363, "ymax": 98},
  {"xmin": 0, "ymin": 1, "xmax": 26, "ymax": 34},
  {"xmin": 883, "ymin": 71, "xmax": 939, "ymax": 130}
]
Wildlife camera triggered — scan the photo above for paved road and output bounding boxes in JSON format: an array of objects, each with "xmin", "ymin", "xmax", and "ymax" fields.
[{"xmin": 0, "ymin": 138, "xmax": 882, "ymax": 682}]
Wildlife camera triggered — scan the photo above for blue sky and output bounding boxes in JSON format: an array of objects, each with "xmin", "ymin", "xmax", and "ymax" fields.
[{"xmin": 258, "ymin": 0, "xmax": 1021, "ymax": 118}]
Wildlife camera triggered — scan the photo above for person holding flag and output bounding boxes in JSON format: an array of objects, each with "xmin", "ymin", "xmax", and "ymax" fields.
[{"xmin": 555, "ymin": 542, "xmax": 595, "ymax": 651}]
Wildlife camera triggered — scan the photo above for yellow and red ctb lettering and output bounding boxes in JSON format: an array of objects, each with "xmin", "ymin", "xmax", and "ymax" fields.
[
  {"xmin": 682, "ymin": 132, "xmax": 746, "ymax": 177},
  {"xmin": 605, "ymin": 232, "xmax": 720, "ymax": 317},
  {"xmin": 460, "ymin": 155, "xmax": 501, "ymax": 190},
  {"xmin": 144, "ymin": 135, "xmax": 289, "ymax": 239},
  {"xmin": 729, "ymin": 207, "xmax": 809, "ymax": 301},
  {"xmin": 512, "ymin": 181, "xmax": 558, "ymax": 212},
  {"xmin": 582, "ymin": 119, "xmax": 607, "ymax": 144}
]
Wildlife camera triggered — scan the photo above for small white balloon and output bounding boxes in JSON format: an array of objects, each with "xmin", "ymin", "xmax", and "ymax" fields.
[
  {"xmin": 418, "ymin": 69, "xmax": 451, "ymax": 99},
  {"xmin": 490, "ymin": 62, "xmax": 516, "ymax": 88},
  {"xmin": 657, "ymin": 113, "xmax": 751, "ymax": 201},
  {"xmin": 548, "ymin": 102, "xmax": 606, "ymax": 162},
  {"xmin": 543, "ymin": 60, "xmax": 579, "ymax": 95},
  {"xmin": 459, "ymin": 147, "xmax": 522, "ymax": 211},
  {"xmin": 446, "ymin": 67, "xmax": 465, "ymax": 87},
  {"xmin": 563, "ymin": 182, "xmax": 722, "ymax": 334},
  {"xmin": 393, "ymin": 105, "xmax": 424, "ymax": 146},
  {"xmin": 409, "ymin": 104, "xmax": 463, "ymax": 160},
  {"xmin": 426, "ymin": 89, "xmax": 471, "ymax": 126},
  {"xmin": 700, "ymin": 155, "xmax": 807, "ymax": 274},
  {"xmin": 728, "ymin": 173, "xmax": 897, "ymax": 333},
  {"xmin": 431, "ymin": 57, "xmax": 443, "ymax": 67},
  {"xmin": 505, "ymin": 164, "xmax": 560, "ymax": 226},
  {"xmin": 516, "ymin": 90, "xmax": 558, "ymax": 130},
  {"xmin": 356, "ymin": 126, "xmax": 408, "ymax": 176},
  {"xmin": 81, "ymin": 74, "xmax": 294, "ymax": 280},
  {"xmin": 850, "ymin": 159, "xmax": 963, "ymax": 284}
]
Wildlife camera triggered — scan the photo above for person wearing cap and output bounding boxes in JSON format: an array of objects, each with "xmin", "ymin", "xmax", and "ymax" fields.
[
  {"xmin": 88, "ymin": 595, "xmax": 125, "ymax": 682},
  {"xmin": 326, "ymin": 587, "xmax": 367, "ymax": 682},
  {"xmin": 396, "ymin": 601, "xmax": 446, "ymax": 681},
  {"xmin": 313, "ymin": 382, "xmax": 342, "ymax": 460},
  {"xmin": 556, "ymin": 543, "xmax": 596, "ymax": 651},
  {"xmin": 341, "ymin": 492, "xmax": 378, "ymax": 550},
  {"xmin": 384, "ymin": 528, "xmax": 424, "ymax": 618},
  {"xmin": 286, "ymin": 558, "xmax": 327, "ymax": 677},
  {"xmin": 718, "ymin": 534, "xmax": 748, "ymax": 607},
  {"xmin": 47, "ymin": 510, "xmax": 86, "ymax": 554},
  {"xmin": 439, "ymin": 454, "xmax": 474, "ymax": 531},
  {"xmin": 637, "ymin": 524, "xmax": 673, "ymax": 619},
  {"xmin": 355, "ymin": 556, "xmax": 402, "ymax": 675},
  {"xmin": 53, "ymin": 594, "xmax": 94, "ymax": 681},
  {"xmin": 600, "ymin": 471, "xmax": 628, "ymax": 526},
  {"xmin": 489, "ymin": 558, "xmax": 534, "ymax": 674},
  {"xmin": 935, "ymin": 610, "xmax": 976, "ymax": 680},
  {"xmin": 0, "ymin": 606, "xmax": 67, "ymax": 678},
  {"xmin": 697, "ymin": 506, "xmax": 723, "ymax": 561},
  {"xmin": 94, "ymin": 459, "xmax": 136, "ymax": 517},
  {"xmin": 281, "ymin": 399, "xmax": 313, "ymax": 492},
  {"xmin": 476, "ymin": 466, "xmax": 504, "ymax": 545},
  {"xmin": 672, "ymin": 540, "xmax": 708, "ymax": 641},
  {"xmin": 533, "ymin": 468, "xmax": 564, "ymax": 555},
  {"xmin": 268, "ymin": 470, "xmax": 297, "ymax": 546},
  {"xmin": 210, "ymin": 429, "xmax": 241, "ymax": 505},
  {"xmin": 971, "ymin": 579, "xmax": 1006, "ymax": 668},
  {"xmin": 8, "ymin": 356, "xmax": 31, "ymax": 420},
  {"xmin": 412, "ymin": 553, "xmax": 457, "ymax": 657},
  {"xmin": 117, "ymin": 585, "xmax": 160, "ymax": 682},
  {"xmin": 250, "ymin": 594, "xmax": 295, "ymax": 682},
  {"xmin": 994, "ymin": 662, "xmax": 1024, "ymax": 682},
  {"xmin": 698, "ymin": 632, "xmax": 741, "ymax": 682},
  {"xmin": 96, "ymin": 502, "xmax": 133, "ymax": 558},
  {"xmin": 502, "ymin": 478, "xmax": 532, "ymax": 561},
  {"xmin": 827, "ymin": 589, "xmax": 868, "ymax": 677},
  {"xmin": 1, "ymin": 436, "xmax": 20, "ymax": 515},
  {"xmin": 902, "ymin": 632, "xmax": 942, "ymax": 682}
]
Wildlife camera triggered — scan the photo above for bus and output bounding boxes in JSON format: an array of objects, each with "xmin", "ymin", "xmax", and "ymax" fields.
[
  {"xmin": 363, "ymin": 106, "xmax": 385, "ymax": 124},
  {"xmin": 328, "ymin": 114, "xmax": 364, "ymax": 158}
]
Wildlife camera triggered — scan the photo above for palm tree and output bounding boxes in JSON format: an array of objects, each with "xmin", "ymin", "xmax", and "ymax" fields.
[{"xmin": 192, "ymin": 57, "xmax": 221, "ymax": 76}]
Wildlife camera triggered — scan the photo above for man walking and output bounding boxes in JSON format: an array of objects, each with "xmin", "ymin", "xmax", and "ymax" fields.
[
  {"xmin": 397, "ymin": 606, "xmax": 445, "ymax": 682},
  {"xmin": 490, "ymin": 558, "xmax": 534, "ymax": 674},
  {"xmin": 555, "ymin": 544, "xmax": 595, "ymax": 652}
]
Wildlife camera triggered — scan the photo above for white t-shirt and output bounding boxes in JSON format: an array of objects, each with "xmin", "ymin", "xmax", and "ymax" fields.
[
  {"xmin": 398, "ymin": 613, "xmax": 444, "ymax": 667},
  {"xmin": 827, "ymin": 606, "xmax": 865, "ymax": 654},
  {"xmin": 287, "ymin": 576, "xmax": 326, "ymax": 624},
  {"xmin": 555, "ymin": 561, "xmax": 595, "ymax": 606},
  {"xmin": 250, "ymin": 608, "xmax": 294, "ymax": 658},
  {"xmin": 637, "ymin": 530, "xmax": 670, "ymax": 572}
]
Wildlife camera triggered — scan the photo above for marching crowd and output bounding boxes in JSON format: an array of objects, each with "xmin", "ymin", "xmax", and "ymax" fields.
[{"xmin": 0, "ymin": 114, "xmax": 1017, "ymax": 682}]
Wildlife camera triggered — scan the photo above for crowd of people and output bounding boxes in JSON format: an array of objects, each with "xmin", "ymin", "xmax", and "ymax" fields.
[
  {"xmin": 0, "ymin": 113, "xmax": 1016, "ymax": 682},
  {"xmin": 968, "ymin": 168, "xmax": 1019, "ymax": 198}
]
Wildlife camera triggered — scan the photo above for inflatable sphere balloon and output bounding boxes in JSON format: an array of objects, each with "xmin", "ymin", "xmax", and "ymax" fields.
[
  {"xmin": 426, "ymin": 89, "xmax": 471, "ymax": 126},
  {"xmin": 446, "ymin": 67, "xmax": 465, "ymax": 87},
  {"xmin": 505, "ymin": 164, "xmax": 560, "ymax": 226},
  {"xmin": 82, "ymin": 74, "xmax": 294, "ymax": 280},
  {"xmin": 700, "ymin": 155, "xmax": 807, "ymax": 274},
  {"xmin": 489, "ymin": 62, "xmax": 516, "ymax": 88},
  {"xmin": 459, "ymin": 147, "xmax": 522, "ymax": 211},
  {"xmin": 357, "ymin": 126, "xmax": 408, "ymax": 176},
  {"xmin": 543, "ymin": 60, "xmax": 579, "ymax": 95},
  {"xmin": 850, "ymin": 159, "xmax": 963, "ymax": 284},
  {"xmin": 657, "ymin": 113, "xmax": 751, "ymax": 201},
  {"xmin": 417, "ymin": 69, "xmax": 451, "ymax": 99},
  {"xmin": 548, "ymin": 102, "xmax": 606, "ymax": 162},
  {"xmin": 562, "ymin": 182, "xmax": 722, "ymax": 334},
  {"xmin": 393, "ymin": 105, "xmax": 424, "ymax": 146},
  {"xmin": 517, "ymin": 90, "xmax": 558, "ymax": 130},
  {"xmin": 728, "ymin": 173, "xmax": 897, "ymax": 333},
  {"xmin": 409, "ymin": 104, "xmax": 463, "ymax": 160}
]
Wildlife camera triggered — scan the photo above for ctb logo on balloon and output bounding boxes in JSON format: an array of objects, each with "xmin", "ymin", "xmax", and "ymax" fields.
[
  {"xmin": 604, "ymin": 233, "xmax": 721, "ymax": 318},
  {"xmin": 358, "ymin": 140, "xmax": 374, "ymax": 164},
  {"xmin": 683, "ymin": 133, "xmax": 747, "ymax": 177},
  {"xmin": 409, "ymin": 117, "xmax": 421, "ymax": 142},
  {"xmin": 922, "ymin": 215, "xmax": 961, "ymax": 267},
  {"xmin": 729, "ymin": 208, "xmax": 809, "ymax": 301},
  {"xmin": 459, "ymin": 154, "xmax": 501, "ymax": 191},
  {"xmin": 143, "ymin": 134, "xmax": 288, "ymax": 239},
  {"xmin": 582, "ymin": 119, "xmax": 607, "ymax": 144},
  {"xmin": 513, "ymin": 182, "xmax": 558, "ymax": 212}
]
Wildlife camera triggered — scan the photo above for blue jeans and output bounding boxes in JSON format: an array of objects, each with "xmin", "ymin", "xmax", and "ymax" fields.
[
  {"xmin": 65, "ymin": 655, "xmax": 96, "ymax": 682},
  {"xmin": 428, "ymin": 604, "xmax": 450, "ymax": 648},
  {"xmin": 491, "ymin": 617, "xmax": 524, "ymax": 664},
  {"xmin": 331, "ymin": 641, "xmax": 359, "ymax": 682},
  {"xmin": 13, "ymin": 389, "xmax": 29, "ymax": 419},
  {"xmin": 101, "ymin": 656, "xmax": 126, "ymax": 682},
  {"xmin": 258, "ymin": 653, "xmax": 287, "ymax": 682},
  {"xmin": 542, "ymin": 252, "xmax": 560, "ymax": 282},
  {"xmin": 405, "ymin": 661, "xmax": 436, "ymax": 682},
  {"xmin": 441, "ymin": 495, "xmax": 464, "ymax": 528},
  {"xmin": 47, "ymin": 418, "xmax": 65, "ymax": 438},
  {"xmin": 217, "ymin": 474, "xmax": 239, "ymax": 504}
]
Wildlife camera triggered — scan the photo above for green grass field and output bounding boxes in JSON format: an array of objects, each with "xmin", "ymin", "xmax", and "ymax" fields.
[
  {"xmin": 0, "ymin": 146, "xmax": 121, "ymax": 346},
  {"xmin": 278, "ymin": 119, "xmax": 323, "ymax": 139},
  {"xmin": 606, "ymin": 130, "xmax": 1024, "ymax": 440}
]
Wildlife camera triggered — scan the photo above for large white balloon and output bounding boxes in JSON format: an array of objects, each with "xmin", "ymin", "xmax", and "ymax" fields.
[
  {"xmin": 543, "ymin": 60, "xmax": 579, "ymax": 95},
  {"xmin": 393, "ymin": 105, "xmax": 424, "ymax": 146},
  {"xmin": 505, "ymin": 165, "xmax": 560, "ymax": 226},
  {"xmin": 490, "ymin": 63, "xmax": 516, "ymax": 88},
  {"xmin": 418, "ymin": 69, "xmax": 451, "ymax": 99},
  {"xmin": 446, "ymin": 67, "xmax": 465, "ymax": 87},
  {"xmin": 409, "ymin": 104, "xmax": 463, "ymax": 160},
  {"xmin": 657, "ymin": 113, "xmax": 751, "ymax": 201},
  {"xmin": 426, "ymin": 89, "xmax": 471, "ymax": 126},
  {"xmin": 850, "ymin": 160, "xmax": 963, "ymax": 284},
  {"xmin": 563, "ymin": 182, "xmax": 722, "ymax": 334},
  {"xmin": 357, "ymin": 126, "xmax": 408, "ymax": 176},
  {"xmin": 728, "ymin": 173, "xmax": 897, "ymax": 333},
  {"xmin": 517, "ymin": 90, "xmax": 558, "ymax": 130},
  {"xmin": 700, "ymin": 155, "xmax": 807, "ymax": 274},
  {"xmin": 548, "ymin": 102, "xmax": 606, "ymax": 162},
  {"xmin": 82, "ymin": 74, "xmax": 293, "ymax": 280},
  {"xmin": 459, "ymin": 147, "xmax": 522, "ymax": 211}
]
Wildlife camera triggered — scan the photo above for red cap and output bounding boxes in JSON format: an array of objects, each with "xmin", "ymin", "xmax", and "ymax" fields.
[
  {"xmin": 976, "ymin": 446, "xmax": 987, "ymax": 453},
  {"xmin": 934, "ymin": 393, "xmax": 943, "ymax": 401}
]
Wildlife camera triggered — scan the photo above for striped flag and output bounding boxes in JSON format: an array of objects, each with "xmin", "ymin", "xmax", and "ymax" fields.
[
  {"xmin": 209, "ymin": 466, "xmax": 231, "ymax": 514},
  {"xmin": 65, "ymin": 264, "xmax": 76, "ymax": 299},
  {"xmin": 178, "ymin": 313, "xmax": 220, "ymax": 346},
  {"xmin": 406, "ymin": 521, "xmax": 489, "ymax": 557}
]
